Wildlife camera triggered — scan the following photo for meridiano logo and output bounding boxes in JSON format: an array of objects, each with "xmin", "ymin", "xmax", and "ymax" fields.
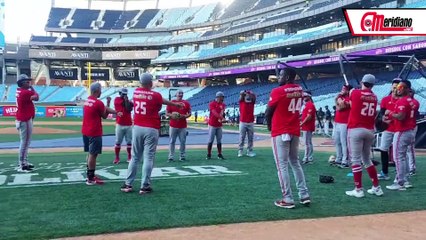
[{"xmin": 0, "ymin": 162, "xmax": 245, "ymax": 189}]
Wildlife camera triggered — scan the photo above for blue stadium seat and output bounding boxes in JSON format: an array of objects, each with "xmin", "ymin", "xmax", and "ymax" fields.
[
  {"xmin": 100, "ymin": 10, "xmax": 122, "ymax": 30},
  {"xmin": 30, "ymin": 36, "xmax": 57, "ymax": 43},
  {"xmin": 69, "ymin": 9, "xmax": 100, "ymax": 29},
  {"xmin": 46, "ymin": 8, "xmax": 71, "ymax": 28},
  {"xmin": 61, "ymin": 37, "xmax": 91, "ymax": 43},
  {"xmin": 133, "ymin": 9, "xmax": 161, "ymax": 29},
  {"xmin": 112, "ymin": 10, "xmax": 139, "ymax": 29}
]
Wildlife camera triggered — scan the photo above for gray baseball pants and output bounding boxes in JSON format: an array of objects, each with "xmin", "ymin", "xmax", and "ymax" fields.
[
  {"xmin": 271, "ymin": 134, "xmax": 309, "ymax": 203},
  {"xmin": 125, "ymin": 126, "xmax": 159, "ymax": 188},
  {"xmin": 115, "ymin": 124, "xmax": 132, "ymax": 145},
  {"xmin": 168, "ymin": 127, "xmax": 187, "ymax": 160},
  {"xmin": 407, "ymin": 126, "xmax": 417, "ymax": 172},
  {"xmin": 208, "ymin": 126, "xmax": 222, "ymax": 144},
  {"xmin": 301, "ymin": 131, "xmax": 313, "ymax": 162},
  {"xmin": 393, "ymin": 129, "xmax": 416, "ymax": 186},
  {"xmin": 238, "ymin": 122, "xmax": 254, "ymax": 151},
  {"xmin": 347, "ymin": 128, "xmax": 375, "ymax": 167},
  {"xmin": 16, "ymin": 119, "xmax": 33, "ymax": 167},
  {"xmin": 333, "ymin": 123, "xmax": 349, "ymax": 164},
  {"xmin": 379, "ymin": 131, "xmax": 394, "ymax": 151}
]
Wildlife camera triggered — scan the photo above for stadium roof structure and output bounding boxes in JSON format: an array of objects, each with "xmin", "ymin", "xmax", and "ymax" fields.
[{"xmin": 51, "ymin": 0, "xmax": 211, "ymax": 10}]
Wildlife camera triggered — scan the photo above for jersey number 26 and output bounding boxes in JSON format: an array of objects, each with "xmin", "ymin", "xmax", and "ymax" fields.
[{"xmin": 361, "ymin": 102, "xmax": 375, "ymax": 116}]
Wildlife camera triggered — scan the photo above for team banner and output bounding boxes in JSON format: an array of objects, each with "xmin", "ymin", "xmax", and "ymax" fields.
[
  {"xmin": 49, "ymin": 68, "xmax": 78, "ymax": 80},
  {"xmin": 65, "ymin": 106, "xmax": 83, "ymax": 117},
  {"xmin": 2, "ymin": 106, "xmax": 17, "ymax": 117},
  {"xmin": 343, "ymin": 9, "xmax": 423, "ymax": 36},
  {"xmin": 45, "ymin": 106, "xmax": 66, "ymax": 118},
  {"xmin": 35, "ymin": 106, "xmax": 46, "ymax": 117},
  {"xmin": 81, "ymin": 68, "xmax": 110, "ymax": 80},
  {"xmin": 114, "ymin": 68, "xmax": 139, "ymax": 81}
]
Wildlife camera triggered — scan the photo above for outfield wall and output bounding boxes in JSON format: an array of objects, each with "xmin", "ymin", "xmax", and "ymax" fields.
[{"xmin": 0, "ymin": 106, "xmax": 83, "ymax": 118}]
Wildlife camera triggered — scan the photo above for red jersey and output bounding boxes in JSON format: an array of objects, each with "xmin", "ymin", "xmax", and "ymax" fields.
[
  {"xmin": 268, "ymin": 83, "xmax": 303, "ymax": 137},
  {"xmin": 380, "ymin": 95, "xmax": 399, "ymax": 132},
  {"xmin": 16, "ymin": 88, "xmax": 38, "ymax": 121},
  {"xmin": 334, "ymin": 95, "xmax": 350, "ymax": 124},
  {"xmin": 393, "ymin": 96, "xmax": 418, "ymax": 132},
  {"xmin": 133, "ymin": 88, "xmax": 163, "ymax": 129},
  {"xmin": 114, "ymin": 97, "xmax": 133, "ymax": 126},
  {"xmin": 82, "ymin": 96, "xmax": 106, "ymax": 137},
  {"xmin": 410, "ymin": 98, "xmax": 420, "ymax": 129},
  {"xmin": 347, "ymin": 89, "xmax": 378, "ymax": 130},
  {"xmin": 239, "ymin": 97, "xmax": 255, "ymax": 123},
  {"xmin": 208, "ymin": 101, "xmax": 226, "ymax": 127},
  {"xmin": 301, "ymin": 101, "xmax": 316, "ymax": 132},
  {"xmin": 166, "ymin": 100, "xmax": 191, "ymax": 128}
]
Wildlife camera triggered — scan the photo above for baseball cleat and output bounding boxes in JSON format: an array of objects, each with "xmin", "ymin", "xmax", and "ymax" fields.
[
  {"xmin": 238, "ymin": 150, "xmax": 243, "ymax": 157},
  {"xmin": 139, "ymin": 186, "xmax": 153, "ymax": 194},
  {"xmin": 17, "ymin": 165, "xmax": 33, "ymax": 173},
  {"xmin": 246, "ymin": 151, "xmax": 256, "ymax": 157},
  {"xmin": 386, "ymin": 184, "xmax": 406, "ymax": 191},
  {"xmin": 274, "ymin": 200, "xmax": 295, "ymax": 209},
  {"xmin": 300, "ymin": 197, "xmax": 311, "ymax": 205},
  {"xmin": 345, "ymin": 188, "xmax": 365, "ymax": 198},
  {"xmin": 367, "ymin": 186, "xmax": 384, "ymax": 196},
  {"xmin": 120, "ymin": 184, "xmax": 133, "ymax": 193},
  {"xmin": 377, "ymin": 171, "xmax": 390, "ymax": 180},
  {"xmin": 206, "ymin": 154, "xmax": 212, "ymax": 160},
  {"xmin": 113, "ymin": 158, "xmax": 120, "ymax": 164},
  {"xmin": 217, "ymin": 154, "xmax": 225, "ymax": 160}
]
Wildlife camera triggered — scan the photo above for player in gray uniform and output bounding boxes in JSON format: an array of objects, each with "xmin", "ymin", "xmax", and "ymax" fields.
[
  {"xmin": 407, "ymin": 89, "xmax": 419, "ymax": 176},
  {"xmin": 206, "ymin": 92, "xmax": 226, "ymax": 160},
  {"xmin": 238, "ymin": 90, "xmax": 256, "ymax": 157}
]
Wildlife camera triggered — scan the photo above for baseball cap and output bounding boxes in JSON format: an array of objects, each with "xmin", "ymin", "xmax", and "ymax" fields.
[
  {"xmin": 119, "ymin": 88, "xmax": 128, "ymax": 94},
  {"xmin": 90, "ymin": 82, "xmax": 101, "ymax": 93},
  {"xmin": 303, "ymin": 91, "xmax": 312, "ymax": 97},
  {"xmin": 392, "ymin": 77, "xmax": 402, "ymax": 84},
  {"xmin": 17, "ymin": 74, "xmax": 31, "ymax": 83},
  {"xmin": 140, "ymin": 73, "xmax": 153, "ymax": 85},
  {"xmin": 361, "ymin": 74, "xmax": 375, "ymax": 85},
  {"xmin": 176, "ymin": 89, "xmax": 183, "ymax": 96},
  {"xmin": 216, "ymin": 91, "xmax": 224, "ymax": 97}
]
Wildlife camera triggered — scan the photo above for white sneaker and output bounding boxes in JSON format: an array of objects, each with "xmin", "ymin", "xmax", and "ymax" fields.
[
  {"xmin": 238, "ymin": 150, "xmax": 243, "ymax": 157},
  {"xmin": 345, "ymin": 188, "xmax": 365, "ymax": 198},
  {"xmin": 386, "ymin": 183, "xmax": 406, "ymax": 191},
  {"xmin": 246, "ymin": 151, "xmax": 256, "ymax": 157},
  {"xmin": 404, "ymin": 182, "xmax": 413, "ymax": 188},
  {"xmin": 367, "ymin": 186, "xmax": 384, "ymax": 196}
]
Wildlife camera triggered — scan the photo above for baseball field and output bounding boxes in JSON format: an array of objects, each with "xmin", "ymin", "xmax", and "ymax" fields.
[{"xmin": 0, "ymin": 117, "xmax": 425, "ymax": 240}]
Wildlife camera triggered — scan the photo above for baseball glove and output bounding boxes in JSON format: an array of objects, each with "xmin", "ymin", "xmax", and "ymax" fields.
[
  {"xmin": 170, "ymin": 112, "xmax": 181, "ymax": 120},
  {"xmin": 319, "ymin": 175, "xmax": 334, "ymax": 184},
  {"xmin": 375, "ymin": 118, "xmax": 389, "ymax": 132}
]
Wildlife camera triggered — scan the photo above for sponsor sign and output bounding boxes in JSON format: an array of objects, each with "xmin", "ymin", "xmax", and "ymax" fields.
[
  {"xmin": 343, "ymin": 9, "xmax": 423, "ymax": 36},
  {"xmin": 114, "ymin": 68, "xmax": 139, "ymax": 81},
  {"xmin": 35, "ymin": 106, "xmax": 46, "ymax": 117},
  {"xmin": 65, "ymin": 106, "xmax": 83, "ymax": 117},
  {"xmin": 29, "ymin": 49, "xmax": 102, "ymax": 60},
  {"xmin": 2, "ymin": 106, "xmax": 17, "ymax": 116},
  {"xmin": 0, "ymin": 164, "xmax": 243, "ymax": 188},
  {"xmin": 81, "ymin": 68, "xmax": 110, "ymax": 80},
  {"xmin": 45, "ymin": 106, "xmax": 66, "ymax": 118},
  {"xmin": 102, "ymin": 50, "xmax": 159, "ymax": 60},
  {"xmin": 0, "ymin": 106, "xmax": 2, "ymax": 116},
  {"xmin": 49, "ymin": 68, "xmax": 78, "ymax": 80}
]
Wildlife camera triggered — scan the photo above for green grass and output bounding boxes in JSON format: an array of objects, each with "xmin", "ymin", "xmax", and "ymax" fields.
[{"xmin": 0, "ymin": 149, "xmax": 424, "ymax": 240}]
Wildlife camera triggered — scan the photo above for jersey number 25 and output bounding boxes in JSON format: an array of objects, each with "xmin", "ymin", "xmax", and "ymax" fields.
[{"xmin": 135, "ymin": 101, "xmax": 147, "ymax": 115}]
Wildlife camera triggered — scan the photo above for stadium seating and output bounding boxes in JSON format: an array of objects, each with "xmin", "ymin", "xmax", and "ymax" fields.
[
  {"xmin": 133, "ymin": 9, "xmax": 161, "ymax": 29},
  {"xmin": 30, "ymin": 36, "xmax": 58, "ymax": 43},
  {"xmin": 44, "ymin": 87, "xmax": 85, "ymax": 102},
  {"xmin": 100, "ymin": 10, "xmax": 122, "ymax": 30},
  {"xmin": 219, "ymin": 0, "xmax": 258, "ymax": 19},
  {"xmin": 403, "ymin": 0, "xmax": 426, "ymax": 8},
  {"xmin": 250, "ymin": 0, "xmax": 278, "ymax": 12},
  {"xmin": 69, "ymin": 9, "xmax": 101, "ymax": 29},
  {"xmin": 0, "ymin": 85, "xmax": 5, "ymax": 101},
  {"xmin": 308, "ymin": 0, "xmax": 333, "ymax": 11},
  {"xmin": 112, "ymin": 10, "xmax": 139, "ymax": 29},
  {"xmin": 61, "ymin": 37, "xmax": 91, "ymax": 43},
  {"xmin": 46, "ymin": 8, "xmax": 71, "ymax": 28}
]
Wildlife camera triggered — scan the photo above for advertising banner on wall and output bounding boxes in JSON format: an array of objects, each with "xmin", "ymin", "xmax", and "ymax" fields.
[
  {"xmin": 29, "ymin": 49, "xmax": 102, "ymax": 60},
  {"xmin": 0, "ymin": 106, "xmax": 3, "ymax": 116},
  {"xmin": 65, "ymin": 106, "xmax": 83, "ymax": 117},
  {"xmin": 45, "ymin": 106, "xmax": 66, "ymax": 118},
  {"xmin": 2, "ymin": 106, "xmax": 17, "ymax": 116},
  {"xmin": 114, "ymin": 68, "xmax": 139, "ymax": 81},
  {"xmin": 49, "ymin": 68, "xmax": 78, "ymax": 80},
  {"xmin": 35, "ymin": 106, "xmax": 46, "ymax": 117},
  {"xmin": 102, "ymin": 50, "xmax": 159, "ymax": 60},
  {"xmin": 81, "ymin": 68, "xmax": 110, "ymax": 80}
]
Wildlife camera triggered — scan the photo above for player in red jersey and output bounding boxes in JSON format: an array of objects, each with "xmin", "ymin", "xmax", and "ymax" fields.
[
  {"xmin": 333, "ymin": 84, "xmax": 352, "ymax": 168},
  {"xmin": 166, "ymin": 90, "xmax": 191, "ymax": 162},
  {"xmin": 265, "ymin": 68, "xmax": 310, "ymax": 209},
  {"xmin": 82, "ymin": 82, "xmax": 117, "ymax": 185},
  {"xmin": 121, "ymin": 73, "xmax": 183, "ymax": 194},
  {"xmin": 238, "ymin": 90, "xmax": 256, "ymax": 157},
  {"xmin": 386, "ymin": 80, "xmax": 419, "ymax": 190},
  {"xmin": 300, "ymin": 91, "xmax": 316, "ymax": 164},
  {"xmin": 407, "ymin": 89, "xmax": 419, "ymax": 176},
  {"xmin": 15, "ymin": 74, "xmax": 39, "ymax": 172},
  {"xmin": 206, "ymin": 91, "xmax": 226, "ymax": 160},
  {"xmin": 345, "ymin": 74, "xmax": 383, "ymax": 198},
  {"xmin": 111, "ymin": 88, "xmax": 133, "ymax": 164},
  {"xmin": 377, "ymin": 78, "xmax": 401, "ymax": 180}
]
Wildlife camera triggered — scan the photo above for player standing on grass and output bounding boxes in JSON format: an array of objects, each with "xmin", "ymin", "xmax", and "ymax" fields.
[
  {"xmin": 300, "ymin": 91, "xmax": 316, "ymax": 164},
  {"xmin": 121, "ymin": 73, "xmax": 183, "ymax": 194},
  {"xmin": 265, "ymin": 68, "xmax": 310, "ymax": 209},
  {"xmin": 15, "ymin": 74, "xmax": 39, "ymax": 172},
  {"xmin": 333, "ymin": 84, "xmax": 352, "ymax": 168},
  {"xmin": 238, "ymin": 90, "xmax": 256, "ymax": 157},
  {"xmin": 166, "ymin": 90, "xmax": 191, "ymax": 162},
  {"xmin": 345, "ymin": 74, "xmax": 383, "ymax": 198},
  {"xmin": 82, "ymin": 82, "xmax": 118, "ymax": 185},
  {"xmin": 206, "ymin": 91, "xmax": 226, "ymax": 160},
  {"xmin": 111, "ymin": 88, "xmax": 133, "ymax": 164},
  {"xmin": 377, "ymin": 78, "xmax": 401, "ymax": 180},
  {"xmin": 386, "ymin": 80, "xmax": 419, "ymax": 191}
]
